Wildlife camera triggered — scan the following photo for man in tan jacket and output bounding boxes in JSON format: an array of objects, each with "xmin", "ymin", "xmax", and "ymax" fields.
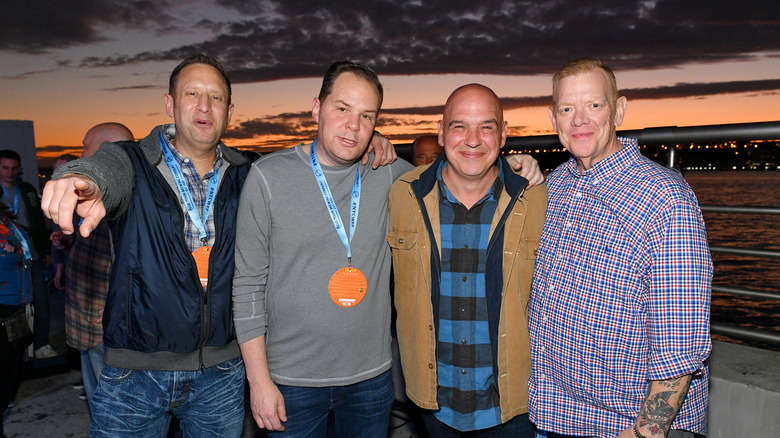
[{"xmin": 388, "ymin": 84, "xmax": 546, "ymax": 437}]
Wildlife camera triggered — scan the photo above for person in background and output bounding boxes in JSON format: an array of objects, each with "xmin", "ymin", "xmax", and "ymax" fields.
[
  {"xmin": 0, "ymin": 202, "xmax": 34, "ymax": 438},
  {"xmin": 529, "ymin": 58, "xmax": 711, "ymax": 438},
  {"xmin": 0, "ymin": 149, "xmax": 53, "ymax": 359},
  {"xmin": 411, "ymin": 134, "xmax": 443, "ymax": 167},
  {"xmin": 388, "ymin": 84, "xmax": 545, "ymax": 437},
  {"xmin": 64, "ymin": 123, "xmax": 134, "ymax": 415}
]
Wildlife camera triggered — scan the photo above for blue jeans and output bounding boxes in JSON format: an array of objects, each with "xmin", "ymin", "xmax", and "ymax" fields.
[
  {"xmin": 90, "ymin": 357, "xmax": 245, "ymax": 438},
  {"xmin": 268, "ymin": 369, "xmax": 394, "ymax": 438},
  {"xmin": 422, "ymin": 411, "xmax": 535, "ymax": 437},
  {"xmin": 81, "ymin": 342, "xmax": 106, "ymax": 416}
]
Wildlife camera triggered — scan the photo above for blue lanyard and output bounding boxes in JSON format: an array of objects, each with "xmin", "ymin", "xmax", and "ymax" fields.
[
  {"xmin": 309, "ymin": 140, "xmax": 361, "ymax": 264},
  {"xmin": 9, "ymin": 221, "xmax": 31, "ymax": 265},
  {"xmin": 159, "ymin": 131, "xmax": 221, "ymax": 243},
  {"xmin": 1, "ymin": 184, "xmax": 19, "ymax": 215}
]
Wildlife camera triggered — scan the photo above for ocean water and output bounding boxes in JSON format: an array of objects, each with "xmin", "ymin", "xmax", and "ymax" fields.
[{"xmin": 683, "ymin": 171, "xmax": 780, "ymax": 351}]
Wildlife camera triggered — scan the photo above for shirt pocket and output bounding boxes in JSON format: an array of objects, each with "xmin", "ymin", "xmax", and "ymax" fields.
[{"xmin": 387, "ymin": 227, "xmax": 419, "ymax": 294}]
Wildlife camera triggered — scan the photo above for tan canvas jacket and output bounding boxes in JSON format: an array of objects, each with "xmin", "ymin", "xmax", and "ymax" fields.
[{"xmin": 387, "ymin": 161, "xmax": 547, "ymax": 423}]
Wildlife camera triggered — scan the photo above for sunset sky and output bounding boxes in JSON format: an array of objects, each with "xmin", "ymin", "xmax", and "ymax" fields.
[{"xmin": 2, "ymin": 1, "xmax": 779, "ymax": 166}]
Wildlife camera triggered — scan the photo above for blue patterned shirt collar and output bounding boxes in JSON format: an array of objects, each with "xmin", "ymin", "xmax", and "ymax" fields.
[{"xmin": 565, "ymin": 137, "xmax": 639, "ymax": 182}]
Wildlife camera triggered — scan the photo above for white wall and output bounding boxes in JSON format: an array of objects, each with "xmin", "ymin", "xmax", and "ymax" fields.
[{"xmin": 0, "ymin": 120, "xmax": 41, "ymax": 190}]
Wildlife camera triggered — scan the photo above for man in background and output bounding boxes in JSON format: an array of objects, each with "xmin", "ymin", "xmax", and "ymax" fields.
[
  {"xmin": 64, "ymin": 122, "xmax": 133, "ymax": 414},
  {"xmin": 411, "ymin": 134, "xmax": 443, "ymax": 167}
]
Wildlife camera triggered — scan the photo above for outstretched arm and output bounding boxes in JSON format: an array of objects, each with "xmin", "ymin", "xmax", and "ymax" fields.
[{"xmin": 41, "ymin": 175, "xmax": 106, "ymax": 238}]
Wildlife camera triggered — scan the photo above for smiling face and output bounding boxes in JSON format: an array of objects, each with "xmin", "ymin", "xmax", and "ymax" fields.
[
  {"xmin": 164, "ymin": 63, "xmax": 234, "ymax": 156},
  {"xmin": 549, "ymin": 69, "xmax": 627, "ymax": 171},
  {"xmin": 439, "ymin": 84, "xmax": 506, "ymax": 184},
  {"xmin": 312, "ymin": 72, "xmax": 380, "ymax": 167}
]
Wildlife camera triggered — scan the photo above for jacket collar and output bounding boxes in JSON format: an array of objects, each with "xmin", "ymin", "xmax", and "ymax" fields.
[
  {"xmin": 410, "ymin": 153, "xmax": 529, "ymax": 201},
  {"xmin": 139, "ymin": 124, "xmax": 249, "ymax": 168}
]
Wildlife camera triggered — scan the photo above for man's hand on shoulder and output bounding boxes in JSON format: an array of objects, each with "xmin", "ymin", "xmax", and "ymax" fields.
[
  {"xmin": 362, "ymin": 131, "xmax": 397, "ymax": 169},
  {"xmin": 506, "ymin": 154, "xmax": 544, "ymax": 187},
  {"xmin": 41, "ymin": 175, "xmax": 106, "ymax": 238}
]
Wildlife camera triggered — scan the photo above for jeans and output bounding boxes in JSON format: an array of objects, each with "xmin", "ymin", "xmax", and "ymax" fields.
[
  {"xmin": 422, "ymin": 412, "xmax": 536, "ymax": 437},
  {"xmin": 90, "ymin": 356, "xmax": 245, "ymax": 438},
  {"xmin": 267, "ymin": 369, "xmax": 394, "ymax": 438},
  {"xmin": 30, "ymin": 259, "xmax": 49, "ymax": 349},
  {"xmin": 80, "ymin": 342, "xmax": 106, "ymax": 416}
]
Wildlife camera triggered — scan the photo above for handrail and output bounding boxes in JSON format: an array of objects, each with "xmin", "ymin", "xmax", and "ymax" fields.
[
  {"xmin": 709, "ymin": 245, "xmax": 780, "ymax": 259},
  {"xmin": 711, "ymin": 323, "xmax": 780, "ymax": 345},
  {"xmin": 502, "ymin": 120, "xmax": 780, "ymax": 151},
  {"xmin": 712, "ymin": 285, "xmax": 779, "ymax": 301},
  {"xmin": 701, "ymin": 205, "xmax": 780, "ymax": 215}
]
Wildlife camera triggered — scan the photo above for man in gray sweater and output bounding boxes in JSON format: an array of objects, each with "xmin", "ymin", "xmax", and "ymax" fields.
[
  {"xmin": 233, "ymin": 61, "xmax": 544, "ymax": 437},
  {"xmin": 233, "ymin": 61, "xmax": 409, "ymax": 437}
]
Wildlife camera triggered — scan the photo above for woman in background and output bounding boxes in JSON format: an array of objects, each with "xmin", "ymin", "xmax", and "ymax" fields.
[{"xmin": 0, "ymin": 202, "xmax": 33, "ymax": 438}]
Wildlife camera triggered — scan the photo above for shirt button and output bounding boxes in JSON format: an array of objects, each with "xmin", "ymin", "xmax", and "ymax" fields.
[
  {"xmin": 539, "ymin": 373, "xmax": 546, "ymax": 380},
  {"xmin": 540, "ymin": 345, "xmax": 546, "ymax": 353},
  {"xmin": 464, "ymin": 244, "xmax": 469, "ymax": 249},
  {"xmin": 461, "ymin": 369, "xmax": 467, "ymax": 375},
  {"xmin": 428, "ymin": 325, "xmax": 433, "ymax": 331},
  {"xmin": 565, "ymin": 222, "xmax": 572, "ymax": 228},
  {"xmin": 542, "ymin": 315, "xmax": 549, "ymax": 322},
  {"xmin": 428, "ymin": 363, "xmax": 434, "ymax": 369},
  {"xmin": 462, "ymin": 276, "xmax": 467, "ymax": 282},
  {"xmin": 460, "ymin": 307, "xmax": 467, "ymax": 313},
  {"xmin": 461, "ymin": 339, "xmax": 467, "ymax": 345},
  {"xmin": 548, "ymin": 285, "xmax": 554, "ymax": 292}
]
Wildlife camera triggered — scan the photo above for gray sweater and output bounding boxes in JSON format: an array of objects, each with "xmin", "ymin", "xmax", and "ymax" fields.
[{"xmin": 232, "ymin": 144, "xmax": 413, "ymax": 387}]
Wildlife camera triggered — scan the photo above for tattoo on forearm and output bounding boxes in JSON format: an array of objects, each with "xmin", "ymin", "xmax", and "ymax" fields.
[
  {"xmin": 658, "ymin": 377, "xmax": 684, "ymax": 389},
  {"xmin": 638, "ymin": 391, "xmax": 676, "ymax": 435}
]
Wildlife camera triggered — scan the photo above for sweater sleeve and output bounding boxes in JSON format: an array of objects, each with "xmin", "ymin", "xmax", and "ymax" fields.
[
  {"xmin": 232, "ymin": 163, "xmax": 272, "ymax": 343},
  {"xmin": 52, "ymin": 142, "xmax": 134, "ymax": 218}
]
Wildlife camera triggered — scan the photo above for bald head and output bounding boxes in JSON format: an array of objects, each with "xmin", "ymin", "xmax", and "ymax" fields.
[
  {"xmin": 82, "ymin": 122, "xmax": 134, "ymax": 158},
  {"xmin": 412, "ymin": 135, "xmax": 443, "ymax": 166},
  {"xmin": 442, "ymin": 84, "xmax": 504, "ymax": 128},
  {"xmin": 438, "ymin": 83, "xmax": 507, "ymax": 187}
]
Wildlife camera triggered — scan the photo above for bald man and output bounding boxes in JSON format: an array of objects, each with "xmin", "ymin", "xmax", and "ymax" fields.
[
  {"xmin": 388, "ymin": 84, "xmax": 546, "ymax": 437},
  {"xmin": 64, "ymin": 122, "xmax": 134, "ymax": 414},
  {"xmin": 412, "ymin": 134, "xmax": 443, "ymax": 167}
]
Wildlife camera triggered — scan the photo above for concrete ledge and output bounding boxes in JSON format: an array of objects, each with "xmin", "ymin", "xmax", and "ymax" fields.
[{"xmin": 708, "ymin": 340, "xmax": 780, "ymax": 437}]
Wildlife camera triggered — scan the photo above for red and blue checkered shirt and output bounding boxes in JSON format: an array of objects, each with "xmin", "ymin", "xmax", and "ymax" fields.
[{"xmin": 529, "ymin": 138, "xmax": 712, "ymax": 437}]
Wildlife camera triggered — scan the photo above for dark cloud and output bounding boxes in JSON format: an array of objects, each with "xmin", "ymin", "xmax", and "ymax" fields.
[
  {"xmin": 0, "ymin": 0, "xmax": 178, "ymax": 54},
  {"xmin": 103, "ymin": 85, "xmax": 161, "ymax": 92},
  {"xmin": 10, "ymin": 0, "xmax": 769, "ymax": 82}
]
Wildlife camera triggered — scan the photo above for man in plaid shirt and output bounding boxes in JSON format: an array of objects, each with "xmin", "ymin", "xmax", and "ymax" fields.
[
  {"xmin": 529, "ymin": 58, "xmax": 712, "ymax": 438},
  {"xmin": 63, "ymin": 123, "xmax": 133, "ymax": 412}
]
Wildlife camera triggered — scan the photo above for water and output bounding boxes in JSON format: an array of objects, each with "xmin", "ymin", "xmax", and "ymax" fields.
[{"xmin": 684, "ymin": 171, "xmax": 780, "ymax": 351}]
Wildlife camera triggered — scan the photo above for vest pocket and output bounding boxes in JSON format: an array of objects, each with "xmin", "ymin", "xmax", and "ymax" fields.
[{"xmin": 387, "ymin": 227, "xmax": 419, "ymax": 293}]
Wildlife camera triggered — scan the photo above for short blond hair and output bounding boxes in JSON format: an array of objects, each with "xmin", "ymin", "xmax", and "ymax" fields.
[{"xmin": 552, "ymin": 58, "xmax": 618, "ymax": 106}]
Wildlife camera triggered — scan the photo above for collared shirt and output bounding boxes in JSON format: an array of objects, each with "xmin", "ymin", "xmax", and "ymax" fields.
[
  {"xmin": 159, "ymin": 125, "xmax": 223, "ymax": 253},
  {"xmin": 65, "ymin": 219, "xmax": 111, "ymax": 350},
  {"xmin": 433, "ymin": 161, "xmax": 502, "ymax": 431},
  {"xmin": 529, "ymin": 138, "xmax": 712, "ymax": 437}
]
